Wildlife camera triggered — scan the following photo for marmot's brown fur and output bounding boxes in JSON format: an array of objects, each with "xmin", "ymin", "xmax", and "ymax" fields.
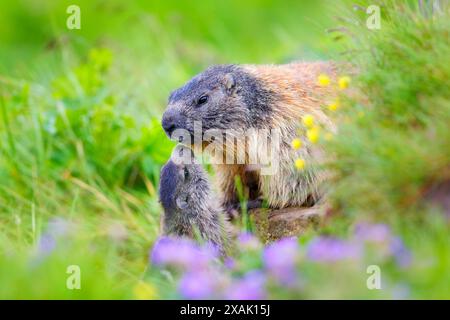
[{"xmin": 162, "ymin": 62, "xmax": 338, "ymax": 217}]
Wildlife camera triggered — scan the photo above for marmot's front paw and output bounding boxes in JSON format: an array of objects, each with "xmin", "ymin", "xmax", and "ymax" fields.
[
  {"xmin": 224, "ymin": 204, "xmax": 240, "ymax": 220},
  {"xmin": 246, "ymin": 198, "xmax": 263, "ymax": 211},
  {"xmin": 224, "ymin": 198, "xmax": 264, "ymax": 220}
]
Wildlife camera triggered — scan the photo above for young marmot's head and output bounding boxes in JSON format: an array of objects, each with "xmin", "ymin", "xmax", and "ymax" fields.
[
  {"xmin": 162, "ymin": 65, "xmax": 275, "ymax": 140},
  {"xmin": 159, "ymin": 146, "xmax": 210, "ymax": 219}
]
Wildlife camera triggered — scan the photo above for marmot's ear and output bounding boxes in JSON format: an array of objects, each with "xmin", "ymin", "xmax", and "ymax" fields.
[
  {"xmin": 223, "ymin": 73, "xmax": 236, "ymax": 95},
  {"xmin": 176, "ymin": 195, "xmax": 188, "ymax": 210}
]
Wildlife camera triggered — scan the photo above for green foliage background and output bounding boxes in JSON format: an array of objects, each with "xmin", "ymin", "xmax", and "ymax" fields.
[{"xmin": 0, "ymin": 0, "xmax": 448, "ymax": 299}]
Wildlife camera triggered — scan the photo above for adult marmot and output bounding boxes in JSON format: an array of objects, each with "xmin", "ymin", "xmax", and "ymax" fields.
[{"xmin": 162, "ymin": 63, "xmax": 337, "ymax": 217}]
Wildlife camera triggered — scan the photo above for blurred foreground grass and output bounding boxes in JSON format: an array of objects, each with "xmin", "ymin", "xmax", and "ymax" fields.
[{"xmin": 0, "ymin": 0, "xmax": 449, "ymax": 299}]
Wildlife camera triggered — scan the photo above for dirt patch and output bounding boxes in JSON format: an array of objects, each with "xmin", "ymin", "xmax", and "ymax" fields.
[{"xmin": 250, "ymin": 206, "xmax": 321, "ymax": 242}]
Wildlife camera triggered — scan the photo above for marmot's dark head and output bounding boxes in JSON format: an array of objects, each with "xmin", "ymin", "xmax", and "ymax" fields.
[
  {"xmin": 161, "ymin": 65, "xmax": 274, "ymax": 140},
  {"xmin": 159, "ymin": 147, "xmax": 211, "ymax": 219}
]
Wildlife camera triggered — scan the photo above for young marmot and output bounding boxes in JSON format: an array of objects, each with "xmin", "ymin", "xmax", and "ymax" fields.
[
  {"xmin": 162, "ymin": 63, "xmax": 337, "ymax": 216},
  {"xmin": 159, "ymin": 146, "xmax": 232, "ymax": 253}
]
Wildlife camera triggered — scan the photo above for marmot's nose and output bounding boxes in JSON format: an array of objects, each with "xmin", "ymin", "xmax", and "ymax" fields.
[
  {"xmin": 162, "ymin": 117, "xmax": 175, "ymax": 137},
  {"xmin": 162, "ymin": 109, "xmax": 179, "ymax": 137}
]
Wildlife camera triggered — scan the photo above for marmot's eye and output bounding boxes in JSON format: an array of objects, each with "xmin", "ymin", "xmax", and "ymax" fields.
[
  {"xmin": 183, "ymin": 167, "xmax": 189, "ymax": 180},
  {"xmin": 197, "ymin": 95, "xmax": 209, "ymax": 106}
]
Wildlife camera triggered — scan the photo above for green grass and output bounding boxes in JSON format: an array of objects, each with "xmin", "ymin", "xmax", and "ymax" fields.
[{"xmin": 0, "ymin": 0, "xmax": 448, "ymax": 299}]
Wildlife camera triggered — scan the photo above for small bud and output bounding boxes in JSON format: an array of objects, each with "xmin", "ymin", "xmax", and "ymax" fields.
[
  {"xmin": 328, "ymin": 102, "xmax": 339, "ymax": 111},
  {"xmin": 338, "ymin": 76, "xmax": 351, "ymax": 89},
  {"xmin": 307, "ymin": 126, "xmax": 320, "ymax": 144},
  {"xmin": 302, "ymin": 114, "xmax": 315, "ymax": 128},
  {"xmin": 295, "ymin": 158, "xmax": 305, "ymax": 170},
  {"xmin": 318, "ymin": 74, "xmax": 330, "ymax": 86},
  {"xmin": 291, "ymin": 138, "xmax": 302, "ymax": 150}
]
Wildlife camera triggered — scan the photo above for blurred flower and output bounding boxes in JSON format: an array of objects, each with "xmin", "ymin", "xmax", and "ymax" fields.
[
  {"xmin": 263, "ymin": 237, "xmax": 299, "ymax": 285},
  {"xmin": 354, "ymin": 223, "xmax": 391, "ymax": 244},
  {"xmin": 354, "ymin": 223, "xmax": 412, "ymax": 267},
  {"xmin": 390, "ymin": 237, "xmax": 412, "ymax": 268},
  {"xmin": 264, "ymin": 238, "xmax": 299, "ymax": 266},
  {"xmin": 237, "ymin": 232, "xmax": 261, "ymax": 250},
  {"xmin": 203, "ymin": 241, "xmax": 221, "ymax": 258},
  {"xmin": 224, "ymin": 257, "xmax": 236, "ymax": 270},
  {"xmin": 295, "ymin": 158, "xmax": 305, "ymax": 170},
  {"xmin": 327, "ymin": 103, "xmax": 338, "ymax": 112},
  {"xmin": 318, "ymin": 74, "xmax": 330, "ymax": 86},
  {"xmin": 150, "ymin": 237, "xmax": 214, "ymax": 270},
  {"xmin": 307, "ymin": 126, "xmax": 320, "ymax": 144},
  {"xmin": 38, "ymin": 234, "xmax": 56, "ymax": 255},
  {"xmin": 327, "ymin": 100, "xmax": 340, "ymax": 111},
  {"xmin": 291, "ymin": 138, "xmax": 302, "ymax": 150},
  {"xmin": 302, "ymin": 114, "xmax": 315, "ymax": 128},
  {"xmin": 133, "ymin": 281, "xmax": 158, "ymax": 300},
  {"xmin": 178, "ymin": 271, "xmax": 215, "ymax": 299},
  {"xmin": 226, "ymin": 271, "xmax": 266, "ymax": 300},
  {"xmin": 37, "ymin": 217, "xmax": 73, "ymax": 256},
  {"xmin": 307, "ymin": 237, "xmax": 361, "ymax": 262},
  {"xmin": 338, "ymin": 76, "xmax": 351, "ymax": 89}
]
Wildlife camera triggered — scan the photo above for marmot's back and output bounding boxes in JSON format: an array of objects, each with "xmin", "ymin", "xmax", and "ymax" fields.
[{"xmin": 242, "ymin": 62, "xmax": 337, "ymax": 129}]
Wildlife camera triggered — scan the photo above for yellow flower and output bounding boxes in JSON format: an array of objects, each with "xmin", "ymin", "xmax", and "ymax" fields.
[
  {"xmin": 318, "ymin": 74, "xmax": 330, "ymax": 86},
  {"xmin": 307, "ymin": 126, "xmax": 320, "ymax": 144},
  {"xmin": 291, "ymin": 138, "xmax": 302, "ymax": 150},
  {"xmin": 294, "ymin": 158, "xmax": 305, "ymax": 170},
  {"xmin": 302, "ymin": 114, "xmax": 315, "ymax": 128},
  {"xmin": 358, "ymin": 111, "xmax": 365, "ymax": 118},
  {"xmin": 133, "ymin": 281, "xmax": 158, "ymax": 300},
  {"xmin": 327, "ymin": 101, "xmax": 340, "ymax": 111},
  {"xmin": 338, "ymin": 76, "xmax": 351, "ymax": 90}
]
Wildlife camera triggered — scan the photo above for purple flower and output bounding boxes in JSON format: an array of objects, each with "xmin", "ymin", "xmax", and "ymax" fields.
[
  {"xmin": 390, "ymin": 237, "xmax": 412, "ymax": 268},
  {"xmin": 307, "ymin": 236, "xmax": 361, "ymax": 263},
  {"xmin": 203, "ymin": 241, "xmax": 221, "ymax": 259},
  {"xmin": 178, "ymin": 271, "xmax": 215, "ymax": 299},
  {"xmin": 226, "ymin": 271, "xmax": 266, "ymax": 300},
  {"xmin": 150, "ymin": 237, "xmax": 214, "ymax": 270},
  {"xmin": 354, "ymin": 223, "xmax": 391, "ymax": 243},
  {"xmin": 263, "ymin": 237, "xmax": 299, "ymax": 268},
  {"xmin": 38, "ymin": 234, "xmax": 56, "ymax": 255},
  {"xmin": 237, "ymin": 232, "xmax": 261, "ymax": 250},
  {"xmin": 263, "ymin": 237, "xmax": 299, "ymax": 285},
  {"xmin": 37, "ymin": 217, "xmax": 73, "ymax": 256},
  {"xmin": 224, "ymin": 257, "xmax": 236, "ymax": 270},
  {"xmin": 354, "ymin": 223, "xmax": 412, "ymax": 268}
]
